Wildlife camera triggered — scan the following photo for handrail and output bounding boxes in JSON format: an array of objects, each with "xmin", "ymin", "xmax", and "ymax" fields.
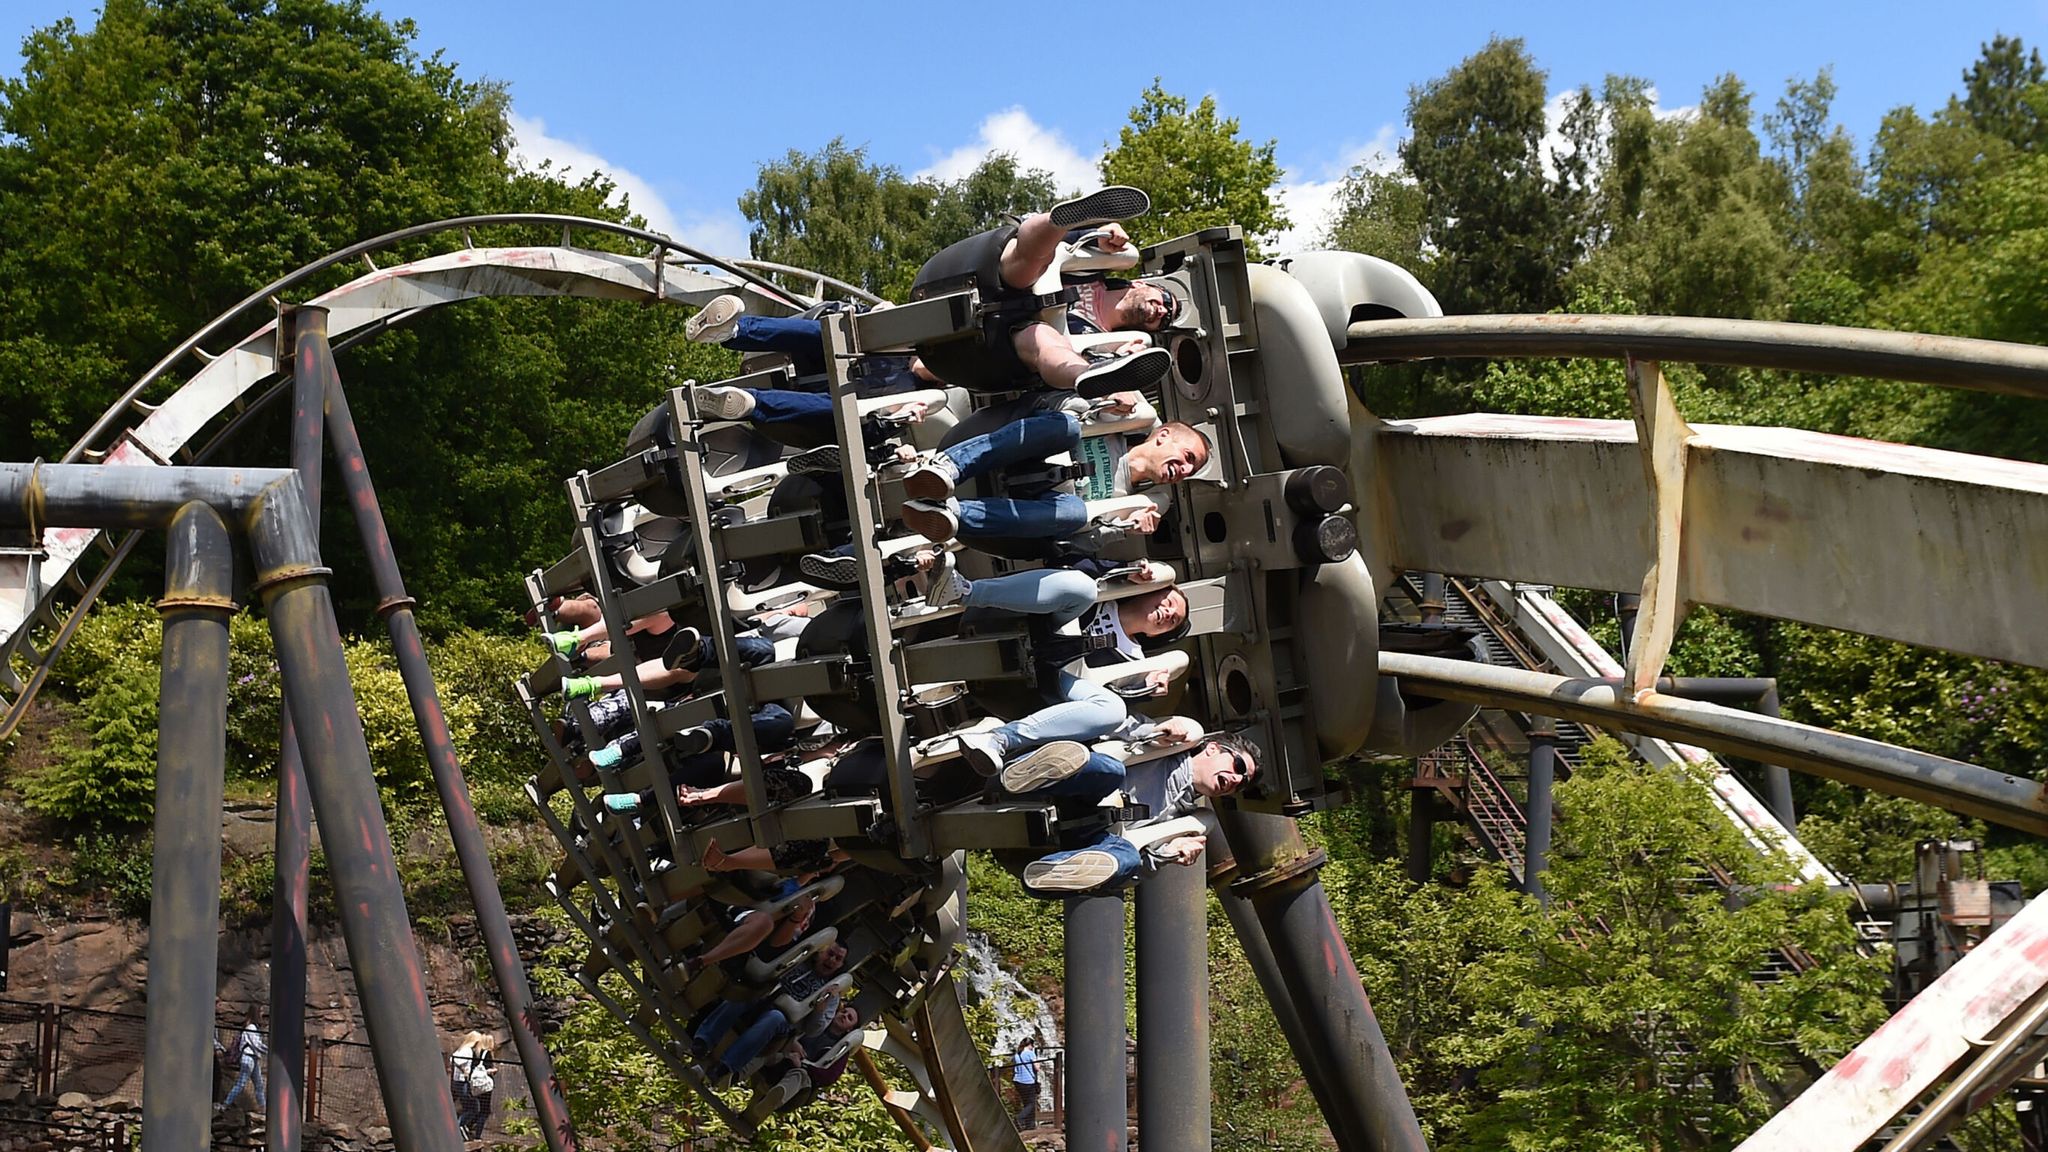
[
  {"xmin": 64, "ymin": 214, "xmax": 810, "ymax": 465},
  {"xmin": 728, "ymin": 258, "xmax": 888, "ymax": 307},
  {"xmin": 1340, "ymin": 313, "xmax": 2048, "ymax": 401}
]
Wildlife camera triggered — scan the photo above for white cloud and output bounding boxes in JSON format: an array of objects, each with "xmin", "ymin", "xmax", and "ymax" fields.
[
  {"xmin": 1268, "ymin": 124, "xmax": 1403, "ymax": 255},
  {"xmin": 507, "ymin": 111, "xmax": 750, "ymax": 258},
  {"xmin": 915, "ymin": 107, "xmax": 1101, "ymax": 196}
]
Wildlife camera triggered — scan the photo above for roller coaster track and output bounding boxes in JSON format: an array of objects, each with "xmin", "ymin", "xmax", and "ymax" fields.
[
  {"xmin": 15, "ymin": 220, "xmax": 2048, "ymax": 1150},
  {"xmin": 0, "ymin": 214, "xmax": 886, "ymax": 743}
]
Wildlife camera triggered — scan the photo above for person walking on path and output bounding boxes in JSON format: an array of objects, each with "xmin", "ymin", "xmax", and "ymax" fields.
[
  {"xmin": 217, "ymin": 1010, "xmax": 267, "ymax": 1113},
  {"xmin": 1012, "ymin": 1035, "xmax": 1041, "ymax": 1130}
]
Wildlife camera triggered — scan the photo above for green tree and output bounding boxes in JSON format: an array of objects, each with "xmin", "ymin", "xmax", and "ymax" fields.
[
  {"xmin": 1459, "ymin": 740, "xmax": 1889, "ymax": 1150},
  {"xmin": 739, "ymin": 138, "xmax": 932, "ymax": 299},
  {"xmin": 1400, "ymin": 38, "xmax": 1570, "ymax": 314},
  {"xmin": 1579, "ymin": 75, "xmax": 1794, "ymax": 320},
  {"xmin": 1323, "ymin": 166, "xmax": 1428, "ymax": 271},
  {"xmin": 740, "ymin": 141, "xmax": 1058, "ymax": 301},
  {"xmin": 1962, "ymin": 34, "xmax": 2048, "ymax": 152},
  {"xmin": 1099, "ymin": 79, "xmax": 1289, "ymax": 254},
  {"xmin": 0, "ymin": 0, "xmax": 707, "ymax": 628}
]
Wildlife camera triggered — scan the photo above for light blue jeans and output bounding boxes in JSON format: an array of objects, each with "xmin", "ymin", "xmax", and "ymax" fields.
[
  {"xmin": 221, "ymin": 1053, "xmax": 266, "ymax": 1109},
  {"xmin": 963, "ymin": 569, "xmax": 1127, "ymax": 753}
]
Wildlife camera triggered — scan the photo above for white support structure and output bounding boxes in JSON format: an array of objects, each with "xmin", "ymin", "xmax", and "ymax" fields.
[
  {"xmin": 1480, "ymin": 580, "xmax": 1839, "ymax": 888},
  {"xmin": 1737, "ymin": 891, "xmax": 2048, "ymax": 1150}
]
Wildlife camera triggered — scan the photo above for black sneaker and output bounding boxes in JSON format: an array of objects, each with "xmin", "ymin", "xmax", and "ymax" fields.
[
  {"xmin": 787, "ymin": 444, "xmax": 843, "ymax": 477},
  {"xmin": 799, "ymin": 552, "xmax": 862, "ymax": 591},
  {"xmin": 1074, "ymin": 347, "xmax": 1171, "ymax": 400},
  {"xmin": 671, "ymin": 725, "xmax": 716, "ymax": 758},
  {"xmin": 1049, "ymin": 186, "xmax": 1151, "ymax": 231},
  {"xmin": 661, "ymin": 626, "xmax": 707, "ymax": 672}
]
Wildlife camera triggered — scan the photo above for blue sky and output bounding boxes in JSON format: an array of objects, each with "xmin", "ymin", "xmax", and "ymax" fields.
[{"xmin": 5, "ymin": 0, "xmax": 2045, "ymax": 255}]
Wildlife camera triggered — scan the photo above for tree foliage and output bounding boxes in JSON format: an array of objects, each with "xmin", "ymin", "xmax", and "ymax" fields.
[
  {"xmin": 1319, "ymin": 739, "xmax": 1888, "ymax": 1150},
  {"xmin": 1398, "ymin": 38, "xmax": 1572, "ymax": 314},
  {"xmin": 740, "ymin": 140, "xmax": 1056, "ymax": 301},
  {"xmin": 1100, "ymin": 79, "xmax": 1289, "ymax": 254}
]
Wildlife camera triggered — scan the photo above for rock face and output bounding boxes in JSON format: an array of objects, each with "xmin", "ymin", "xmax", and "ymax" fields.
[{"xmin": 0, "ymin": 909, "xmax": 571, "ymax": 1148}]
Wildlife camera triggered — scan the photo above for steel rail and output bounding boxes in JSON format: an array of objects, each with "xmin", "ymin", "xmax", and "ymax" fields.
[
  {"xmin": 727, "ymin": 258, "xmax": 887, "ymax": 306},
  {"xmin": 63, "ymin": 214, "xmax": 807, "ymax": 466},
  {"xmin": 1379, "ymin": 652, "xmax": 2048, "ymax": 836},
  {"xmin": 1340, "ymin": 313, "xmax": 2048, "ymax": 399}
]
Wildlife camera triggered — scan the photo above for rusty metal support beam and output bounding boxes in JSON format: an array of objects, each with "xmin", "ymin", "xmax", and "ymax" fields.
[
  {"xmin": 1340, "ymin": 313, "xmax": 2048, "ymax": 399},
  {"xmin": 1217, "ymin": 809, "xmax": 1427, "ymax": 1152},
  {"xmin": 0, "ymin": 462, "xmax": 463, "ymax": 1152},
  {"xmin": 270, "ymin": 305, "xmax": 332, "ymax": 1152},
  {"xmin": 323, "ymin": 380, "xmax": 579, "ymax": 1152},
  {"xmin": 1380, "ymin": 652, "xmax": 2048, "ymax": 835},
  {"xmin": 1065, "ymin": 892, "xmax": 1128, "ymax": 1152},
  {"xmin": 143, "ymin": 502, "xmax": 233, "ymax": 1152},
  {"xmin": 1525, "ymin": 722, "xmax": 1557, "ymax": 905}
]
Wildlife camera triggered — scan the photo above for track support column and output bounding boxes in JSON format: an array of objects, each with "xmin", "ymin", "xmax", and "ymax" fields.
[
  {"xmin": 1065, "ymin": 892, "xmax": 1128, "ymax": 1152},
  {"xmin": 143, "ymin": 502, "xmax": 234, "ymax": 1152},
  {"xmin": 251, "ymin": 487, "xmax": 462, "ymax": 1152},
  {"xmin": 1137, "ymin": 846, "xmax": 1210, "ymax": 1151},
  {"xmin": 1219, "ymin": 810, "xmax": 1427, "ymax": 1152},
  {"xmin": 269, "ymin": 304, "xmax": 332, "ymax": 1152},
  {"xmin": 324, "ymin": 378, "xmax": 579, "ymax": 1152},
  {"xmin": 1526, "ymin": 721, "xmax": 1557, "ymax": 905}
]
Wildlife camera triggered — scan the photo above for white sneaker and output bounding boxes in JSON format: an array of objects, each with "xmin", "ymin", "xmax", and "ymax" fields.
[
  {"xmin": 924, "ymin": 554, "xmax": 969, "ymax": 608},
  {"xmin": 958, "ymin": 730, "xmax": 1005, "ymax": 778},
  {"xmin": 1022, "ymin": 849, "xmax": 1123, "ymax": 893},
  {"xmin": 903, "ymin": 454, "xmax": 960, "ymax": 501},
  {"xmin": 686, "ymin": 294, "xmax": 744, "ymax": 344},
  {"xmin": 996, "ymin": 741, "xmax": 1091, "ymax": 796},
  {"xmin": 691, "ymin": 384, "xmax": 755, "ymax": 421}
]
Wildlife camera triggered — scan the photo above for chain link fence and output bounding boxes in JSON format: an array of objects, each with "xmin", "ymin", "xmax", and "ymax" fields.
[{"xmin": 0, "ymin": 999, "xmax": 535, "ymax": 1147}]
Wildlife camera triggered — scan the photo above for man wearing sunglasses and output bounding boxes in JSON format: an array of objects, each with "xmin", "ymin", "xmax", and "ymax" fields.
[
  {"xmin": 907, "ymin": 186, "xmax": 1195, "ymax": 399},
  {"xmin": 1021, "ymin": 726, "xmax": 1264, "ymax": 896}
]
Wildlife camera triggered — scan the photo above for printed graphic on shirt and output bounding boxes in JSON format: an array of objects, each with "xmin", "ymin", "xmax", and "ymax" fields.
[
  {"xmin": 1074, "ymin": 434, "xmax": 1121, "ymax": 501},
  {"xmin": 1070, "ymin": 280, "xmax": 1113, "ymax": 333},
  {"xmin": 1082, "ymin": 602, "xmax": 1142, "ymax": 661}
]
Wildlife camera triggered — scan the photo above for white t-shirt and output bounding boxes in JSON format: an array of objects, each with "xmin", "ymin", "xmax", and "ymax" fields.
[{"xmin": 1071, "ymin": 601, "xmax": 1144, "ymax": 668}]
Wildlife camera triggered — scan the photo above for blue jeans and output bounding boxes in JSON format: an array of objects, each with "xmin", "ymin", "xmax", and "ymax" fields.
[
  {"xmin": 695, "ymin": 1000, "xmax": 792, "ymax": 1074},
  {"xmin": 963, "ymin": 568, "xmax": 1096, "ymax": 624},
  {"xmin": 944, "ymin": 413, "xmax": 1080, "ymax": 482},
  {"xmin": 650, "ymin": 702, "xmax": 797, "ymax": 791},
  {"xmin": 1017, "ymin": 749, "xmax": 1125, "ymax": 804},
  {"xmin": 993, "ymin": 673, "xmax": 1125, "ymax": 754},
  {"xmin": 221, "ymin": 1054, "xmax": 265, "ymax": 1108},
  {"xmin": 963, "ymin": 568, "xmax": 1126, "ymax": 752},
  {"xmin": 1027, "ymin": 829, "xmax": 1145, "ymax": 897},
  {"xmin": 747, "ymin": 387, "xmax": 834, "ymax": 427},
  {"xmin": 943, "ymin": 414, "xmax": 1090, "ymax": 540},
  {"xmin": 728, "ymin": 315, "xmax": 828, "ymax": 375}
]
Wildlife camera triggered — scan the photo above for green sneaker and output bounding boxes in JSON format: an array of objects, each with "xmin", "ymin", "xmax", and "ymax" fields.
[
  {"xmin": 545, "ymin": 630, "xmax": 580, "ymax": 658},
  {"xmin": 563, "ymin": 676, "xmax": 602, "ymax": 700}
]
